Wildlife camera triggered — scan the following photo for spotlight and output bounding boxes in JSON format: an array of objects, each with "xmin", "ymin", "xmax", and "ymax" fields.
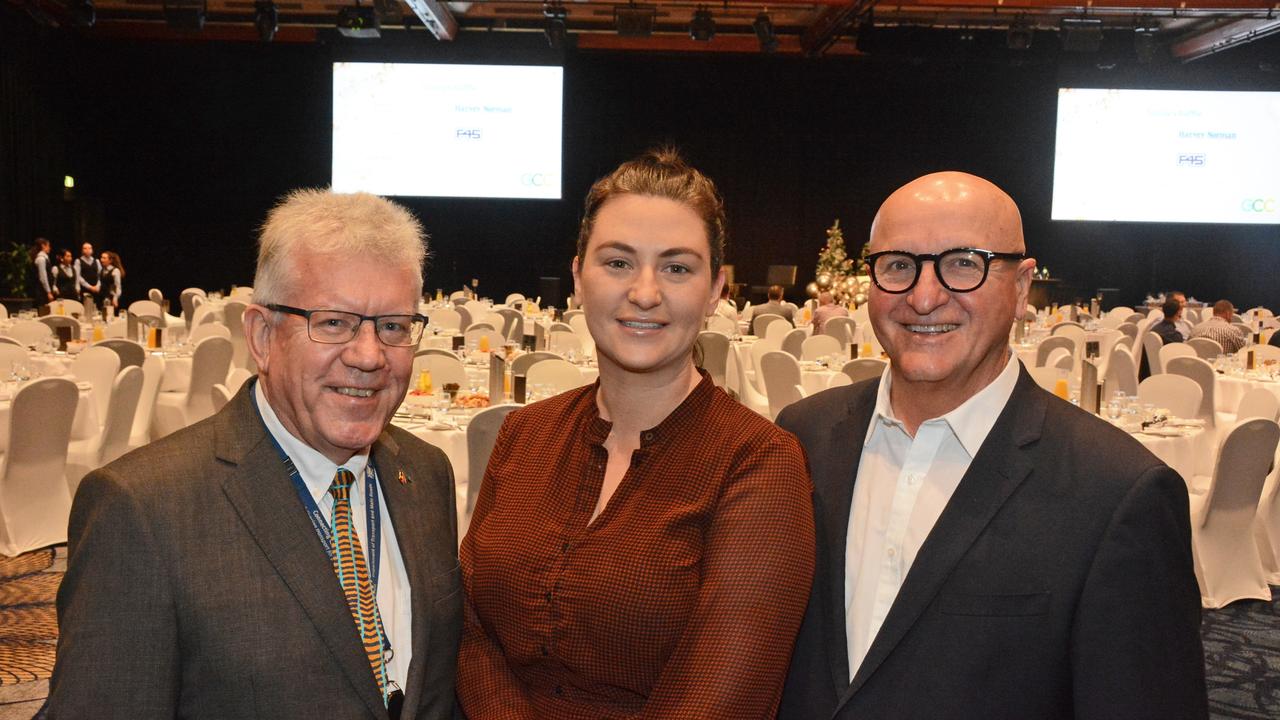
[
  {"xmin": 254, "ymin": 0, "xmax": 278, "ymax": 42},
  {"xmin": 163, "ymin": 0, "xmax": 206, "ymax": 30},
  {"xmin": 337, "ymin": 2, "xmax": 380, "ymax": 38},
  {"xmin": 1061, "ymin": 17, "xmax": 1103, "ymax": 53},
  {"xmin": 753, "ymin": 11, "xmax": 778, "ymax": 53},
  {"xmin": 615, "ymin": 3, "xmax": 655, "ymax": 37},
  {"xmin": 543, "ymin": 2, "xmax": 567, "ymax": 49},
  {"xmin": 1006, "ymin": 15, "xmax": 1033, "ymax": 50},
  {"xmin": 71, "ymin": 0, "xmax": 94, "ymax": 27},
  {"xmin": 689, "ymin": 7, "xmax": 714, "ymax": 42}
]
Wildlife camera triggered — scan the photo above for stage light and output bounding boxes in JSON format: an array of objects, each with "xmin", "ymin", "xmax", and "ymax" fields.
[
  {"xmin": 1061, "ymin": 17, "xmax": 1103, "ymax": 53},
  {"xmin": 753, "ymin": 11, "xmax": 778, "ymax": 53},
  {"xmin": 254, "ymin": 0, "xmax": 278, "ymax": 42},
  {"xmin": 543, "ymin": 2, "xmax": 567, "ymax": 49},
  {"xmin": 163, "ymin": 0, "xmax": 206, "ymax": 30},
  {"xmin": 689, "ymin": 7, "xmax": 714, "ymax": 42},
  {"xmin": 615, "ymin": 3, "xmax": 655, "ymax": 37},
  {"xmin": 71, "ymin": 0, "xmax": 94, "ymax": 28},
  {"xmin": 337, "ymin": 2, "xmax": 380, "ymax": 38},
  {"xmin": 1006, "ymin": 15, "xmax": 1033, "ymax": 50}
]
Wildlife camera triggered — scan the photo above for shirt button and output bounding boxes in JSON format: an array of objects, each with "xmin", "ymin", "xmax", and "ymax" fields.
[
  {"xmin": 553, "ymin": 686, "xmax": 564, "ymax": 697},
  {"xmin": 642, "ymin": 432, "xmax": 654, "ymax": 442},
  {"xmin": 908, "ymin": 474, "xmax": 919, "ymax": 486},
  {"xmin": 887, "ymin": 546, "xmax": 897, "ymax": 558}
]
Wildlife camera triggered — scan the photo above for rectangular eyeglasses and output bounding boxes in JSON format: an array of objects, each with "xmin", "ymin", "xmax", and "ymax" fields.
[{"xmin": 267, "ymin": 304, "xmax": 427, "ymax": 347}]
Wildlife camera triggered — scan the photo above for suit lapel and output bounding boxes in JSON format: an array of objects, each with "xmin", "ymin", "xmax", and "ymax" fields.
[
  {"xmin": 215, "ymin": 389, "xmax": 387, "ymax": 720},
  {"xmin": 819, "ymin": 381, "xmax": 879, "ymax": 693},
  {"xmin": 838, "ymin": 371, "xmax": 1045, "ymax": 710}
]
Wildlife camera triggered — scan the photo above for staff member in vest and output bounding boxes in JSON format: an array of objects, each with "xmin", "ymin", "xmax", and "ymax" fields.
[
  {"xmin": 458, "ymin": 149, "xmax": 814, "ymax": 719},
  {"xmin": 76, "ymin": 241, "xmax": 103, "ymax": 304},
  {"xmin": 99, "ymin": 251, "xmax": 124, "ymax": 308},
  {"xmin": 48, "ymin": 190, "xmax": 463, "ymax": 719},
  {"xmin": 51, "ymin": 249, "xmax": 79, "ymax": 301},
  {"xmin": 27, "ymin": 237, "xmax": 54, "ymax": 304}
]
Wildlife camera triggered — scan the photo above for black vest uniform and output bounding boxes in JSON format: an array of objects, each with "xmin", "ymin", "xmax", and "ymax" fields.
[
  {"xmin": 101, "ymin": 267, "xmax": 119, "ymax": 304},
  {"xmin": 77, "ymin": 256, "xmax": 101, "ymax": 298},
  {"xmin": 52, "ymin": 263, "xmax": 78, "ymax": 298},
  {"xmin": 27, "ymin": 251, "xmax": 52, "ymax": 300}
]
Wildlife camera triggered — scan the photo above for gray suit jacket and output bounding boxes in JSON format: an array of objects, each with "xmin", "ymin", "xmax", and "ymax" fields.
[
  {"xmin": 49, "ymin": 384, "xmax": 462, "ymax": 719},
  {"xmin": 776, "ymin": 369, "xmax": 1207, "ymax": 720}
]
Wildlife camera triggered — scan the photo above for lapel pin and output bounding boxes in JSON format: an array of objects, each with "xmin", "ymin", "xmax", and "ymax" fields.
[{"xmin": 397, "ymin": 470, "xmax": 411, "ymax": 485}]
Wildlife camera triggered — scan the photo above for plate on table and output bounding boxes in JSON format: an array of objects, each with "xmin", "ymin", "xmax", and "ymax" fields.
[
  {"xmin": 1136, "ymin": 426, "xmax": 1188, "ymax": 438},
  {"xmin": 76, "ymin": 381, "xmax": 93, "ymax": 391}
]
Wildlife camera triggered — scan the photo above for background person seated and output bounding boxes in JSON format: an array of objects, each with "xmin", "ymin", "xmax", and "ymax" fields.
[{"xmin": 1152, "ymin": 297, "xmax": 1186, "ymax": 345}]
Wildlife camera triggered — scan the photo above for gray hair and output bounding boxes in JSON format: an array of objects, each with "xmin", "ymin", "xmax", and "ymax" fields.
[{"xmin": 253, "ymin": 189, "xmax": 427, "ymax": 305}]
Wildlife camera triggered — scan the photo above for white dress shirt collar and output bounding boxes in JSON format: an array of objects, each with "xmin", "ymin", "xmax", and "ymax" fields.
[
  {"xmin": 254, "ymin": 380, "xmax": 369, "ymax": 503},
  {"xmin": 864, "ymin": 349, "xmax": 1022, "ymax": 457}
]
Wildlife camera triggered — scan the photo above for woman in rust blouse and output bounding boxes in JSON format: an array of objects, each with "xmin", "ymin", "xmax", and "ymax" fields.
[{"xmin": 457, "ymin": 149, "xmax": 815, "ymax": 719}]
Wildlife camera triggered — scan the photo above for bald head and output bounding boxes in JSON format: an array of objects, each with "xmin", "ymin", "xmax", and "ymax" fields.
[{"xmin": 870, "ymin": 172, "xmax": 1025, "ymax": 255}]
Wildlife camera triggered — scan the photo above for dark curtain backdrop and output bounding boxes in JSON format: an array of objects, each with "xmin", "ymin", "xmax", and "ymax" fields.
[{"xmin": 4, "ymin": 7, "xmax": 1278, "ymax": 308}]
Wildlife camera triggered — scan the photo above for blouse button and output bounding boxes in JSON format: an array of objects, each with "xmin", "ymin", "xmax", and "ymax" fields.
[
  {"xmin": 553, "ymin": 686, "xmax": 564, "ymax": 697},
  {"xmin": 545, "ymin": 590, "xmax": 553, "ymax": 602},
  {"xmin": 561, "ymin": 542, "xmax": 570, "ymax": 553},
  {"xmin": 643, "ymin": 432, "xmax": 654, "ymax": 442}
]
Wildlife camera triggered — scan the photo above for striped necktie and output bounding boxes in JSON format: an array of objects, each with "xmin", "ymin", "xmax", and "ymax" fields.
[{"xmin": 329, "ymin": 468, "xmax": 389, "ymax": 701}]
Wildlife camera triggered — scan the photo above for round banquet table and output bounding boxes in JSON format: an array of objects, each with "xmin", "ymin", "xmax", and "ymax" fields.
[
  {"xmin": 0, "ymin": 378, "xmax": 99, "ymax": 453},
  {"xmin": 1126, "ymin": 423, "xmax": 1215, "ymax": 492},
  {"xmin": 1214, "ymin": 373, "xmax": 1280, "ymax": 415}
]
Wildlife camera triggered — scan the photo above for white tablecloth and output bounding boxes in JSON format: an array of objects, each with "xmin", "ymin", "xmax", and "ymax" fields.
[
  {"xmin": 0, "ymin": 379, "xmax": 98, "ymax": 452},
  {"xmin": 1131, "ymin": 425, "xmax": 1215, "ymax": 491},
  {"xmin": 1214, "ymin": 374, "xmax": 1280, "ymax": 415}
]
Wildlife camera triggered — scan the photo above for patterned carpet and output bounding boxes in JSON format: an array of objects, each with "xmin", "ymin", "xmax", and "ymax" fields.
[{"xmin": 0, "ymin": 550, "xmax": 1276, "ymax": 718}]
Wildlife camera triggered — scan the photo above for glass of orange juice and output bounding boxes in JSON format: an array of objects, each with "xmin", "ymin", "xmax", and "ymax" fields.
[
  {"xmin": 92, "ymin": 323, "xmax": 105, "ymax": 342},
  {"xmin": 1053, "ymin": 378, "xmax": 1070, "ymax": 400},
  {"xmin": 478, "ymin": 334, "xmax": 490, "ymax": 354},
  {"xmin": 861, "ymin": 342, "xmax": 873, "ymax": 358}
]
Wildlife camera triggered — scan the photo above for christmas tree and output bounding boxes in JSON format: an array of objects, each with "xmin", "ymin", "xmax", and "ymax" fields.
[{"xmin": 812, "ymin": 220, "xmax": 859, "ymax": 304}]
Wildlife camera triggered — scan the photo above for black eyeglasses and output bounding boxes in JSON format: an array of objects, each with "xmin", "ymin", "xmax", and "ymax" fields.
[
  {"xmin": 267, "ymin": 304, "xmax": 427, "ymax": 347},
  {"xmin": 867, "ymin": 248, "xmax": 1026, "ymax": 294}
]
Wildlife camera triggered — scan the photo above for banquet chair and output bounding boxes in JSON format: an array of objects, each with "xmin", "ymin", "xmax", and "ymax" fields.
[
  {"xmin": 1114, "ymin": 336, "xmax": 1135, "ymax": 352},
  {"xmin": 1137, "ymin": 375, "xmax": 1203, "ymax": 420},
  {"xmin": 47, "ymin": 299, "xmax": 85, "ymax": 317},
  {"xmin": 827, "ymin": 373, "xmax": 853, "ymax": 389},
  {"xmin": 1028, "ymin": 366, "xmax": 1064, "ymax": 394},
  {"xmin": 449, "ymin": 290, "xmax": 468, "ymax": 302},
  {"xmin": 561, "ymin": 309, "xmax": 583, "ymax": 322},
  {"xmin": 430, "ymin": 306, "xmax": 462, "ymax": 334},
  {"xmin": 748, "ymin": 337, "xmax": 782, "ymax": 396},
  {"xmin": 1186, "ymin": 337, "xmax": 1223, "ymax": 360},
  {"xmin": 510, "ymin": 351, "xmax": 561, "ymax": 378},
  {"xmin": 0, "ymin": 344, "xmax": 28, "ymax": 369},
  {"xmin": 210, "ymin": 383, "xmax": 233, "ymax": 413},
  {"xmin": 495, "ymin": 308, "xmax": 523, "ymax": 342},
  {"xmin": 548, "ymin": 331, "xmax": 584, "ymax": 358},
  {"xmin": 0, "ymin": 304, "xmax": 7, "ymax": 319},
  {"xmin": 1242, "ymin": 345, "xmax": 1280, "ymax": 363},
  {"xmin": 455, "ymin": 306, "xmax": 473, "ymax": 334},
  {"xmin": 129, "ymin": 353, "xmax": 165, "ymax": 450},
  {"xmin": 189, "ymin": 323, "xmax": 231, "ymax": 344},
  {"xmin": 840, "ymin": 358, "xmax": 887, "ymax": 385},
  {"xmin": 148, "ymin": 288, "xmax": 163, "ymax": 305},
  {"xmin": 0, "ymin": 336, "xmax": 23, "ymax": 348},
  {"xmin": 1232, "ymin": 322, "xmax": 1252, "ymax": 338},
  {"xmin": 190, "ymin": 303, "xmax": 219, "ymax": 329},
  {"xmin": 695, "ymin": 331, "xmax": 731, "ymax": 388},
  {"xmin": 1050, "ymin": 321, "xmax": 1085, "ymax": 335},
  {"xmin": 739, "ymin": 301, "xmax": 752, "ymax": 320},
  {"xmin": 1116, "ymin": 322, "xmax": 1139, "ymax": 341},
  {"xmin": 1102, "ymin": 346, "xmax": 1139, "ymax": 399},
  {"xmin": 225, "ymin": 367, "xmax": 253, "ymax": 395},
  {"xmin": 1165, "ymin": 356, "xmax": 1219, "ymax": 428},
  {"xmin": 104, "ymin": 318, "xmax": 127, "ymax": 338},
  {"xmin": 465, "ymin": 404, "xmax": 520, "ymax": 531},
  {"xmin": 801, "ymin": 334, "xmax": 842, "ymax": 361},
  {"xmin": 752, "ymin": 312, "xmax": 787, "ymax": 338},
  {"xmin": 782, "ymin": 328, "xmax": 807, "ymax": 359},
  {"xmin": 705, "ymin": 314, "xmax": 736, "ymax": 336},
  {"xmin": 567, "ymin": 313, "xmax": 591, "ymax": 340},
  {"xmin": 65, "ymin": 366, "xmax": 144, "ymax": 494},
  {"xmin": 1035, "ymin": 336, "xmax": 1074, "ymax": 367},
  {"xmin": 416, "ymin": 347, "xmax": 459, "ymax": 360},
  {"xmin": 504, "ymin": 293, "xmax": 525, "ymax": 306},
  {"xmin": 547, "ymin": 321, "xmax": 573, "ymax": 335},
  {"xmin": 1236, "ymin": 388, "xmax": 1280, "ymax": 423},
  {"xmin": 730, "ymin": 341, "xmax": 770, "ymax": 417},
  {"xmin": 1023, "ymin": 304, "xmax": 1037, "ymax": 321},
  {"xmin": 97, "ymin": 338, "xmax": 146, "ymax": 369},
  {"xmin": 1050, "ymin": 350, "xmax": 1073, "ymax": 371},
  {"xmin": 71, "ymin": 345, "xmax": 121, "ymax": 422},
  {"xmin": 1123, "ymin": 313, "xmax": 1147, "ymax": 326},
  {"xmin": 179, "ymin": 287, "xmax": 207, "ymax": 329},
  {"xmin": 230, "ymin": 286, "xmax": 254, "ymax": 299},
  {"xmin": 411, "ymin": 353, "xmax": 467, "ymax": 390},
  {"xmin": 223, "ymin": 300, "xmax": 252, "ymax": 371},
  {"xmin": 1159, "ymin": 342, "xmax": 1196, "ymax": 369},
  {"xmin": 759, "ymin": 350, "xmax": 806, "ymax": 420},
  {"xmin": 763, "ymin": 318, "xmax": 793, "ymax": 345},
  {"xmin": 1053, "ymin": 324, "xmax": 1086, "ymax": 364},
  {"xmin": 39, "ymin": 315, "xmax": 81, "ymax": 341},
  {"xmin": 824, "ymin": 317, "xmax": 857, "ymax": 351},
  {"xmin": 7, "ymin": 320, "xmax": 53, "ymax": 348},
  {"xmin": 151, "ymin": 336, "xmax": 233, "ymax": 439},
  {"xmin": 1187, "ymin": 418, "xmax": 1280, "ymax": 608},
  {"xmin": 129, "ymin": 300, "xmax": 165, "ymax": 327},
  {"xmin": 526, "ymin": 358, "xmax": 588, "ymax": 395},
  {"xmin": 0, "ymin": 377, "xmax": 77, "ymax": 557},
  {"xmin": 465, "ymin": 301, "xmax": 490, "ymax": 325},
  {"xmin": 1106, "ymin": 306, "xmax": 1134, "ymax": 320},
  {"xmin": 1141, "ymin": 331, "xmax": 1164, "ymax": 375},
  {"xmin": 478, "ymin": 312, "xmax": 508, "ymax": 335}
]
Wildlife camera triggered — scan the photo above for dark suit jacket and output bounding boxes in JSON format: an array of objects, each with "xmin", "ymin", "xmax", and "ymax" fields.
[
  {"xmin": 1153, "ymin": 319, "xmax": 1185, "ymax": 346},
  {"xmin": 776, "ymin": 369, "xmax": 1206, "ymax": 720},
  {"xmin": 49, "ymin": 384, "xmax": 462, "ymax": 720}
]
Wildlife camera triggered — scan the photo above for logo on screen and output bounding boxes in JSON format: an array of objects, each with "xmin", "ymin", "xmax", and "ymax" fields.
[
  {"xmin": 456, "ymin": 129, "xmax": 483, "ymax": 140},
  {"xmin": 1176, "ymin": 154, "xmax": 1206, "ymax": 167},
  {"xmin": 1240, "ymin": 198, "xmax": 1277, "ymax": 213},
  {"xmin": 521, "ymin": 173, "xmax": 556, "ymax": 187}
]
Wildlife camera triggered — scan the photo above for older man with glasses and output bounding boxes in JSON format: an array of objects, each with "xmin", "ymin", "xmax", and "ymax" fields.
[
  {"xmin": 49, "ymin": 190, "xmax": 461, "ymax": 720},
  {"xmin": 777, "ymin": 172, "xmax": 1206, "ymax": 720}
]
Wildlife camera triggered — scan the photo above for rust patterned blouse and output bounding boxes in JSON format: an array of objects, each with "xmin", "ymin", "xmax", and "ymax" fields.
[{"xmin": 457, "ymin": 372, "xmax": 815, "ymax": 720}]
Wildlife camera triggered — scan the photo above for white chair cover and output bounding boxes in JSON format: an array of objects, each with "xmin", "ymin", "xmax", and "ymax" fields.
[
  {"xmin": 827, "ymin": 373, "xmax": 853, "ymax": 389},
  {"xmin": 411, "ymin": 354, "xmax": 467, "ymax": 390},
  {"xmin": 526, "ymin": 358, "xmax": 588, "ymax": 395},
  {"xmin": 464, "ymin": 404, "xmax": 520, "ymax": 530},
  {"xmin": 547, "ymin": 331, "xmax": 584, "ymax": 358},
  {"xmin": 695, "ymin": 331, "xmax": 731, "ymax": 388},
  {"xmin": 1142, "ymin": 329, "xmax": 1164, "ymax": 375},
  {"xmin": 66, "ymin": 366, "xmax": 144, "ymax": 494},
  {"xmin": 128, "ymin": 300, "xmax": 165, "ymax": 327},
  {"xmin": 760, "ymin": 350, "xmax": 805, "ymax": 420},
  {"xmin": 48, "ymin": 299, "xmax": 85, "ymax": 317},
  {"xmin": 1236, "ymin": 388, "xmax": 1280, "ymax": 422},
  {"xmin": 1137, "ymin": 374, "xmax": 1203, "ymax": 420},
  {"xmin": 1165, "ymin": 356, "xmax": 1218, "ymax": 428},
  {"xmin": 226, "ymin": 368, "xmax": 253, "ymax": 395},
  {"xmin": 748, "ymin": 337, "xmax": 781, "ymax": 395},
  {"xmin": 152, "ymin": 336, "xmax": 232, "ymax": 438},
  {"xmin": 1159, "ymin": 342, "xmax": 1196, "ymax": 369},
  {"xmin": 210, "ymin": 383, "xmax": 233, "ymax": 413},
  {"xmin": 1188, "ymin": 419, "xmax": 1280, "ymax": 608},
  {"xmin": 0, "ymin": 344, "xmax": 28, "ymax": 369},
  {"xmin": 823, "ymin": 317, "xmax": 857, "ymax": 351},
  {"xmin": 781, "ymin": 328, "xmax": 806, "ymax": 359},
  {"xmin": 705, "ymin": 315, "xmax": 736, "ymax": 336},
  {"xmin": 464, "ymin": 328, "xmax": 506, "ymax": 353},
  {"xmin": 130, "ymin": 353, "xmax": 165, "ymax": 450},
  {"xmin": 429, "ymin": 307, "xmax": 462, "ymax": 333},
  {"xmin": 801, "ymin": 334, "xmax": 842, "ymax": 361},
  {"xmin": 97, "ymin": 338, "xmax": 146, "ymax": 369},
  {"xmin": 189, "ymin": 323, "xmax": 231, "ymax": 344},
  {"xmin": 840, "ymin": 358, "xmax": 887, "ymax": 385},
  {"xmin": 1035, "ymin": 336, "xmax": 1074, "ymax": 367},
  {"xmin": 752, "ymin": 312, "xmax": 787, "ymax": 338},
  {"xmin": 730, "ymin": 341, "xmax": 770, "ymax": 417},
  {"xmin": 71, "ymin": 345, "xmax": 121, "ymax": 422},
  {"xmin": 1102, "ymin": 345, "xmax": 1139, "ymax": 399},
  {"xmin": 504, "ymin": 293, "xmax": 525, "ymax": 305},
  {"xmin": 1185, "ymin": 337, "xmax": 1223, "ymax": 359},
  {"xmin": 0, "ymin": 378, "xmax": 77, "ymax": 556},
  {"xmin": 509, "ymin": 351, "xmax": 561, "ymax": 378},
  {"xmin": 7, "ymin": 320, "xmax": 53, "ymax": 347},
  {"xmin": 223, "ymin": 300, "xmax": 252, "ymax": 371}
]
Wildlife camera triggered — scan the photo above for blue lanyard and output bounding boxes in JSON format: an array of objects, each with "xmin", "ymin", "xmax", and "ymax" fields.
[{"xmin": 250, "ymin": 387, "xmax": 383, "ymax": 598}]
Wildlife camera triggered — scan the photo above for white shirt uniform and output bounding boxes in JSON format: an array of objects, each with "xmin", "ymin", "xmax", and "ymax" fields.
[
  {"xmin": 255, "ymin": 381, "xmax": 413, "ymax": 690},
  {"xmin": 844, "ymin": 351, "xmax": 1020, "ymax": 680}
]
